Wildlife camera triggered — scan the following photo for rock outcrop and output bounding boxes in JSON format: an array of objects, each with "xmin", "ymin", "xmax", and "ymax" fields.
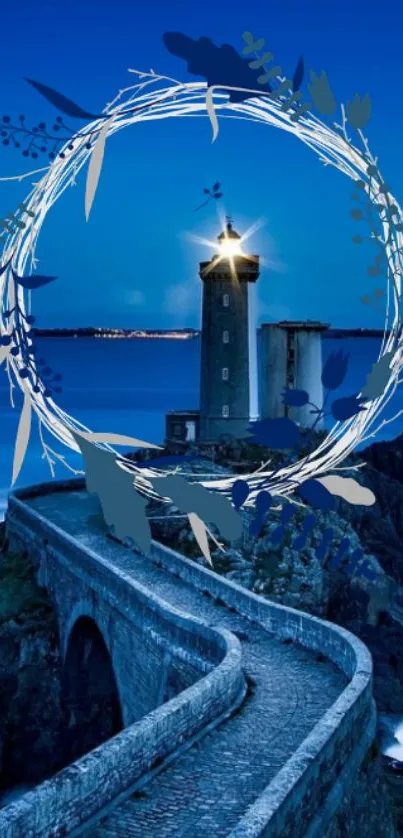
[{"xmin": 0, "ymin": 524, "xmax": 64, "ymax": 797}]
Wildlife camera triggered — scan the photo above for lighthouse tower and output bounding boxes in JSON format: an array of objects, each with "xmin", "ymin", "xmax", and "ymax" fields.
[{"xmin": 198, "ymin": 219, "xmax": 260, "ymax": 441}]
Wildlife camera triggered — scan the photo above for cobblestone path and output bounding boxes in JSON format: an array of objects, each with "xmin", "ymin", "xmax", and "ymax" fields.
[{"xmin": 28, "ymin": 490, "xmax": 348, "ymax": 838}]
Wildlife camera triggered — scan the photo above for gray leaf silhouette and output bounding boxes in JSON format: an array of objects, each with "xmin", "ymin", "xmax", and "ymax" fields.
[
  {"xmin": 73, "ymin": 432, "xmax": 151, "ymax": 553},
  {"xmin": 361, "ymin": 352, "xmax": 393, "ymax": 400},
  {"xmin": 346, "ymin": 93, "xmax": 371, "ymax": 129},
  {"xmin": 150, "ymin": 474, "xmax": 242, "ymax": 542},
  {"xmin": 307, "ymin": 70, "xmax": 336, "ymax": 115}
]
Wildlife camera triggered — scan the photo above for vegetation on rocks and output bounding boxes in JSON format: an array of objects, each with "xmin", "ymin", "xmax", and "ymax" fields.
[{"xmin": 132, "ymin": 435, "xmax": 403, "ymax": 717}]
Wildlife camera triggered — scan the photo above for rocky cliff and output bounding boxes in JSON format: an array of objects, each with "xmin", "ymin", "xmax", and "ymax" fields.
[{"xmin": 0, "ymin": 524, "xmax": 64, "ymax": 798}]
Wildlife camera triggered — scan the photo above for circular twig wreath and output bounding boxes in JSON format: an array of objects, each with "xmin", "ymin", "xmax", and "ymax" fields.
[{"xmin": 1, "ymin": 66, "xmax": 403, "ymax": 512}]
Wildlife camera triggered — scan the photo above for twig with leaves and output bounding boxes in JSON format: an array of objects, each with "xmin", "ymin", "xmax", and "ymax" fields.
[{"xmin": 194, "ymin": 182, "xmax": 223, "ymax": 211}]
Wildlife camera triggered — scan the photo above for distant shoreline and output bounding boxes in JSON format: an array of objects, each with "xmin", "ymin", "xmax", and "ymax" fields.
[
  {"xmin": 32, "ymin": 327, "xmax": 386, "ymax": 339},
  {"xmin": 32, "ymin": 328, "xmax": 200, "ymax": 340}
]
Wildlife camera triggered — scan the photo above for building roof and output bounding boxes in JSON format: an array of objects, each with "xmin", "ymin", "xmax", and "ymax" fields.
[
  {"xmin": 260, "ymin": 320, "xmax": 330, "ymax": 332},
  {"xmin": 217, "ymin": 218, "xmax": 241, "ymax": 242}
]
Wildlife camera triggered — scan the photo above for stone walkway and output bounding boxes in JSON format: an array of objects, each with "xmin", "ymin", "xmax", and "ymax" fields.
[{"xmin": 27, "ymin": 490, "xmax": 348, "ymax": 838}]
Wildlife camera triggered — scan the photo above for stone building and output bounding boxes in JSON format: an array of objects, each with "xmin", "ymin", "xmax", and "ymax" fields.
[{"xmin": 258, "ymin": 321, "xmax": 328, "ymax": 427}]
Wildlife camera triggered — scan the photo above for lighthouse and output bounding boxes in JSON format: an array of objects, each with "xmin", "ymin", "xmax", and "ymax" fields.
[
  {"xmin": 198, "ymin": 219, "xmax": 260, "ymax": 441},
  {"xmin": 166, "ymin": 216, "xmax": 328, "ymax": 449}
]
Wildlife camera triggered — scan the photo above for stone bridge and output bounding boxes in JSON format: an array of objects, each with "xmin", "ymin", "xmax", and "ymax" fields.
[{"xmin": 0, "ymin": 479, "xmax": 376, "ymax": 838}]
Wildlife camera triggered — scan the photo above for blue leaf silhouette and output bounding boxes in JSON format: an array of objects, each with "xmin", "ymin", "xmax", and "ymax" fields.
[
  {"xmin": 25, "ymin": 78, "xmax": 102, "ymax": 120},
  {"xmin": 232, "ymin": 479, "xmax": 250, "ymax": 509},
  {"xmin": 316, "ymin": 527, "xmax": 334, "ymax": 561},
  {"xmin": 321, "ymin": 349, "xmax": 349, "ymax": 390},
  {"xmin": 250, "ymin": 517, "xmax": 263, "ymax": 537},
  {"xmin": 292, "ymin": 56, "xmax": 304, "ymax": 92},
  {"xmin": 255, "ymin": 490, "xmax": 273, "ymax": 515},
  {"xmin": 328, "ymin": 537, "xmax": 351, "ymax": 569},
  {"xmin": 280, "ymin": 503, "xmax": 295, "ymax": 526},
  {"xmin": 12, "ymin": 270, "xmax": 57, "ymax": 290},
  {"xmin": 247, "ymin": 417, "xmax": 300, "ymax": 449},
  {"xmin": 163, "ymin": 32, "xmax": 271, "ymax": 102},
  {"xmin": 271, "ymin": 525, "xmax": 285, "ymax": 545},
  {"xmin": 299, "ymin": 479, "xmax": 335, "ymax": 511},
  {"xmin": 343, "ymin": 548, "xmax": 364, "ymax": 576},
  {"xmin": 293, "ymin": 512, "xmax": 316, "ymax": 550},
  {"xmin": 331, "ymin": 394, "xmax": 366, "ymax": 422},
  {"xmin": 282, "ymin": 387, "xmax": 309, "ymax": 407}
]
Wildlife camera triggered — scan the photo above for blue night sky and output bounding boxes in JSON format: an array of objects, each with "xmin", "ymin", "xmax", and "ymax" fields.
[{"xmin": 0, "ymin": 0, "xmax": 402, "ymax": 329}]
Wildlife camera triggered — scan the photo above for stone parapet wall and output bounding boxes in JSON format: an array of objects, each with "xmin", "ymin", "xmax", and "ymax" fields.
[
  {"xmin": 148, "ymin": 531, "xmax": 374, "ymax": 836},
  {"xmin": 0, "ymin": 490, "xmax": 244, "ymax": 837},
  {"xmin": 1, "ymin": 479, "xmax": 375, "ymax": 837}
]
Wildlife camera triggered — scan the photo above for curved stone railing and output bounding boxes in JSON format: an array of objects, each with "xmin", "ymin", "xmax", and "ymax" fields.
[
  {"xmin": 0, "ymin": 486, "xmax": 245, "ymax": 838},
  {"xmin": 1, "ymin": 479, "xmax": 374, "ymax": 837},
  {"xmin": 148, "ymin": 536, "xmax": 374, "ymax": 838}
]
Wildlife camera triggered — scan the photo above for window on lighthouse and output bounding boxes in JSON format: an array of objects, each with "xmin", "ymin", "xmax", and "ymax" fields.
[
  {"xmin": 222, "ymin": 405, "xmax": 229, "ymax": 418},
  {"xmin": 223, "ymin": 293, "xmax": 230, "ymax": 307},
  {"xmin": 222, "ymin": 330, "xmax": 229, "ymax": 344},
  {"xmin": 222, "ymin": 367, "xmax": 229, "ymax": 381}
]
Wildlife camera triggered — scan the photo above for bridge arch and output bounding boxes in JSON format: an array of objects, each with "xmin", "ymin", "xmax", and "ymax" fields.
[{"xmin": 61, "ymin": 614, "xmax": 123, "ymax": 765}]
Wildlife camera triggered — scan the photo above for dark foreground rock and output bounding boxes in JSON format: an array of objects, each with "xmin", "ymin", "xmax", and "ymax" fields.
[
  {"xmin": 324, "ymin": 742, "xmax": 395, "ymax": 838},
  {"xmin": 0, "ymin": 525, "xmax": 64, "ymax": 794}
]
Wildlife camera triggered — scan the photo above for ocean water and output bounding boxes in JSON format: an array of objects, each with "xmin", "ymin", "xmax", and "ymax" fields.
[{"xmin": 0, "ymin": 335, "xmax": 402, "ymax": 518}]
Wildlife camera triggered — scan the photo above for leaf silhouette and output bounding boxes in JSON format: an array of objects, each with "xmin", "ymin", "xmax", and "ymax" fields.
[
  {"xmin": 292, "ymin": 56, "xmax": 304, "ymax": 92},
  {"xmin": 0, "ymin": 346, "xmax": 10, "ymax": 368},
  {"xmin": 25, "ymin": 78, "xmax": 102, "ymax": 120},
  {"xmin": 255, "ymin": 490, "xmax": 272, "ymax": 516},
  {"xmin": 136, "ymin": 454, "xmax": 197, "ymax": 468},
  {"xmin": 361, "ymin": 352, "xmax": 393, "ymax": 400},
  {"xmin": 232, "ymin": 479, "xmax": 249, "ymax": 509},
  {"xmin": 316, "ymin": 475, "xmax": 376, "ymax": 506},
  {"xmin": 346, "ymin": 93, "xmax": 371, "ymax": 130},
  {"xmin": 307, "ymin": 70, "xmax": 336, "ymax": 115},
  {"xmin": 298, "ymin": 478, "xmax": 335, "ymax": 511},
  {"xmin": 282, "ymin": 387, "xmax": 309, "ymax": 407},
  {"xmin": 163, "ymin": 32, "xmax": 271, "ymax": 101},
  {"xmin": 188, "ymin": 512, "xmax": 213, "ymax": 565},
  {"xmin": 331, "ymin": 394, "xmax": 366, "ymax": 421},
  {"xmin": 85, "ymin": 117, "xmax": 113, "ymax": 221},
  {"xmin": 206, "ymin": 86, "xmax": 219, "ymax": 142},
  {"xmin": 247, "ymin": 417, "xmax": 300, "ymax": 449},
  {"xmin": 212, "ymin": 182, "xmax": 221, "ymax": 191},
  {"xmin": 72, "ymin": 432, "xmax": 151, "ymax": 553},
  {"xmin": 12, "ymin": 270, "xmax": 57, "ymax": 290},
  {"xmin": 242, "ymin": 32, "xmax": 265, "ymax": 55},
  {"xmin": 79, "ymin": 431, "xmax": 162, "ymax": 449},
  {"xmin": 321, "ymin": 349, "xmax": 349, "ymax": 390},
  {"xmin": 150, "ymin": 474, "xmax": 242, "ymax": 542},
  {"xmin": 12, "ymin": 386, "xmax": 31, "ymax": 486}
]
